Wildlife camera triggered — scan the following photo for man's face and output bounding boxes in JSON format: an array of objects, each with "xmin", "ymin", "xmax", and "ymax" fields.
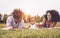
[
  {"xmin": 14, "ymin": 18, "xmax": 19, "ymax": 23},
  {"xmin": 13, "ymin": 13, "xmax": 19, "ymax": 18},
  {"xmin": 13, "ymin": 13, "xmax": 18, "ymax": 23},
  {"xmin": 12, "ymin": 9, "xmax": 23, "ymax": 23}
]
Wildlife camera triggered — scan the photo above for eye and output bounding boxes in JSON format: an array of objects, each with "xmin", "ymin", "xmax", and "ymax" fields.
[{"xmin": 14, "ymin": 15, "xmax": 19, "ymax": 18}]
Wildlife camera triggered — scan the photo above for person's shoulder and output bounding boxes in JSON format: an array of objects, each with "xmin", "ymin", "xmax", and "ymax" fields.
[
  {"xmin": 21, "ymin": 19, "xmax": 24, "ymax": 22},
  {"xmin": 7, "ymin": 16, "xmax": 13, "ymax": 19}
]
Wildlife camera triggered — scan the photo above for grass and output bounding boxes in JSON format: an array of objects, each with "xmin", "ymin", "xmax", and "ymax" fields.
[
  {"xmin": 0, "ymin": 29, "xmax": 60, "ymax": 38},
  {"xmin": 0, "ymin": 22, "xmax": 60, "ymax": 38},
  {"xmin": 56, "ymin": 22, "xmax": 60, "ymax": 27}
]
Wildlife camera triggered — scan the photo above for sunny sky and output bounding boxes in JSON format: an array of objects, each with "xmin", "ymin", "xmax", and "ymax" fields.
[{"xmin": 0, "ymin": 0, "xmax": 60, "ymax": 16}]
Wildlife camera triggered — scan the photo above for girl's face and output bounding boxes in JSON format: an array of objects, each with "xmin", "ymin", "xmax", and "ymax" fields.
[
  {"xmin": 30, "ymin": 19, "xmax": 35, "ymax": 25},
  {"xmin": 47, "ymin": 12, "xmax": 52, "ymax": 20},
  {"xmin": 30, "ymin": 21, "xmax": 34, "ymax": 25}
]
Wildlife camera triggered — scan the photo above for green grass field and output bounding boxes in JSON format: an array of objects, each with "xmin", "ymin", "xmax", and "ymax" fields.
[{"xmin": 0, "ymin": 22, "xmax": 60, "ymax": 38}]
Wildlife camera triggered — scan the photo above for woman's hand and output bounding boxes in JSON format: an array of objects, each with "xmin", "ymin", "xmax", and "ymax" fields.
[{"xmin": 36, "ymin": 23, "xmax": 43, "ymax": 28}]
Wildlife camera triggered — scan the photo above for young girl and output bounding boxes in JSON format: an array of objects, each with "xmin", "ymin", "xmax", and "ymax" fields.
[
  {"xmin": 26, "ymin": 17, "xmax": 37, "ymax": 29},
  {"xmin": 38, "ymin": 10, "xmax": 59, "ymax": 28}
]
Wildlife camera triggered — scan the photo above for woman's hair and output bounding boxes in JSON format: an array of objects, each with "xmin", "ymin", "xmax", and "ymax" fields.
[{"xmin": 44, "ymin": 10, "xmax": 60, "ymax": 22}]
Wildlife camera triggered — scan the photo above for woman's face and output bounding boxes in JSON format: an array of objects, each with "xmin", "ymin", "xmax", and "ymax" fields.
[{"xmin": 47, "ymin": 12, "xmax": 52, "ymax": 20}]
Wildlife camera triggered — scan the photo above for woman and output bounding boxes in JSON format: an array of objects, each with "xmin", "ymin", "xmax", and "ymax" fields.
[{"xmin": 39, "ymin": 10, "xmax": 59, "ymax": 28}]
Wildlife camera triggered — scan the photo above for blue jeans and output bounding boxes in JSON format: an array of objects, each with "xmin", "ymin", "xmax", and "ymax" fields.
[
  {"xmin": 43, "ymin": 25, "xmax": 47, "ymax": 28},
  {"xmin": 43, "ymin": 25, "xmax": 50, "ymax": 28}
]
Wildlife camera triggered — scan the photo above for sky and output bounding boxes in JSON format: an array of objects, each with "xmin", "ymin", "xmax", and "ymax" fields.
[{"xmin": 0, "ymin": 0, "xmax": 60, "ymax": 16}]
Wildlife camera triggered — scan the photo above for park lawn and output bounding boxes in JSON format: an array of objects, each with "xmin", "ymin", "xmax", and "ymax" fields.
[
  {"xmin": 0, "ymin": 28, "xmax": 60, "ymax": 38},
  {"xmin": 56, "ymin": 22, "xmax": 60, "ymax": 27},
  {"xmin": 0, "ymin": 22, "xmax": 60, "ymax": 38}
]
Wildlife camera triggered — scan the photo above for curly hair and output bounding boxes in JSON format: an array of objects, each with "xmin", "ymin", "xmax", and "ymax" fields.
[
  {"xmin": 12, "ymin": 9, "xmax": 24, "ymax": 21},
  {"xmin": 44, "ymin": 10, "xmax": 59, "ymax": 22}
]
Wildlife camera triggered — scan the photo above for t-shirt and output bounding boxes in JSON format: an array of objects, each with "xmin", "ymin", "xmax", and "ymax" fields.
[{"xmin": 29, "ymin": 24, "xmax": 37, "ymax": 29}]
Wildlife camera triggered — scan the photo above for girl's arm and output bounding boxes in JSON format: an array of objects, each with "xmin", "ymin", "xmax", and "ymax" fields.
[{"xmin": 24, "ymin": 25, "xmax": 30, "ymax": 29}]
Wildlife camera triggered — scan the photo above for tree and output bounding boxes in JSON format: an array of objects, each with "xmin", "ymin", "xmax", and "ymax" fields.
[
  {"xmin": 3, "ymin": 14, "xmax": 8, "ymax": 23},
  {"xmin": 23, "ymin": 14, "xmax": 31, "ymax": 23},
  {"xmin": 35, "ymin": 15, "xmax": 41, "ymax": 23},
  {"xmin": 0, "ymin": 14, "xmax": 3, "ymax": 23},
  {"xmin": 40, "ymin": 16, "xmax": 44, "ymax": 22},
  {"xmin": 59, "ymin": 15, "xmax": 60, "ymax": 22},
  {"xmin": 0, "ymin": 14, "xmax": 2, "ymax": 21}
]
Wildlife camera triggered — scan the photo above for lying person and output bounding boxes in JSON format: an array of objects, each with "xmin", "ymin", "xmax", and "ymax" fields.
[
  {"xmin": 25, "ymin": 17, "xmax": 38, "ymax": 29},
  {"xmin": 2, "ymin": 9, "xmax": 25, "ymax": 30},
  {"xmin": 38, "ymin": 10, "xmax": 59, "ymax": 28}
]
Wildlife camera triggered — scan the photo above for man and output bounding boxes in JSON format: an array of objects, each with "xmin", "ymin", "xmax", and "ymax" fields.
[{"xmin": 4, "ymin": 9, "xmax": 24, "ymax": 30}]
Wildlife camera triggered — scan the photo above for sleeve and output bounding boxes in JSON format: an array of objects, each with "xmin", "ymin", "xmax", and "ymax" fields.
[
  {"xmin": 6, "ymin": 16, "xmax": 12, "ymax": 29},
  {"xmin": 18, "ymin": 19, "xmax": 25, "ymax": 28},
  {"xmin": 21, "ymin": 19, "xmax": 25, "ymax": 27}
]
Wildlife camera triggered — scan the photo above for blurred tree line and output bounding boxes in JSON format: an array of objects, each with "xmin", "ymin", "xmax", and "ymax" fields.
[
  {"xmin": 0, "ymin": 13, "xmax": 60, "ymax": 24},
  {"xmin": 0, "ymin": 14, "xmax": 8, "ymax": 23}
]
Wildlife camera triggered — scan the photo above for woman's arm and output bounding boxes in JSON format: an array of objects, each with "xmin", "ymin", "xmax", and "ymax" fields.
[
  {"xmin": 41, "ymin": 18, "xmax": 46, "ymax": 25},
  {"xmin": 36, "ymin": 17, "xmax": 46, "ymax": 28},
  {"xmin": 50, "ymin": 22, "xmax": 57, "ymax": 28}
]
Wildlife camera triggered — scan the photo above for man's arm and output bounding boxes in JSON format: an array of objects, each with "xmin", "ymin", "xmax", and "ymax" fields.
[
  {"xmin": 18, "ymin": 19, "xmax": 25, "ymax": 29},
  {"xmin": 6, "ymin": 16, "xmax": 12, "ymax": 30}
]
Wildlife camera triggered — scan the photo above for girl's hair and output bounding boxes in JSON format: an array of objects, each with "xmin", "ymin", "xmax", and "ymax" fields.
[
  {"xmin": 29, "ymin": 17, "xmax": 35, "ymax": 22},
  {"xmin": 44, "ymin": 10, "xmax": 59, "ymax": 22}
]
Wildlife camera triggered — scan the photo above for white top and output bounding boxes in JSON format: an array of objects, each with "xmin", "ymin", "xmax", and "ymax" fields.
[
  {"xmin": 29, "ymin": 24, "xmax": 37, "ymax": 29},
  {"xmin": 6, "ymin": 16, "xmax": 24, "ymax": 29}
]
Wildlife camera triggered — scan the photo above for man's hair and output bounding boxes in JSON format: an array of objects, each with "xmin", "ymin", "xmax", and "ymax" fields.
[
  {"xmin": 12, "ymin": 9, "xmax": 23, "ymax": 14},
  {"xmin": 12, "ymin": 9, "xmax": 24, "ymax": 21}
]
